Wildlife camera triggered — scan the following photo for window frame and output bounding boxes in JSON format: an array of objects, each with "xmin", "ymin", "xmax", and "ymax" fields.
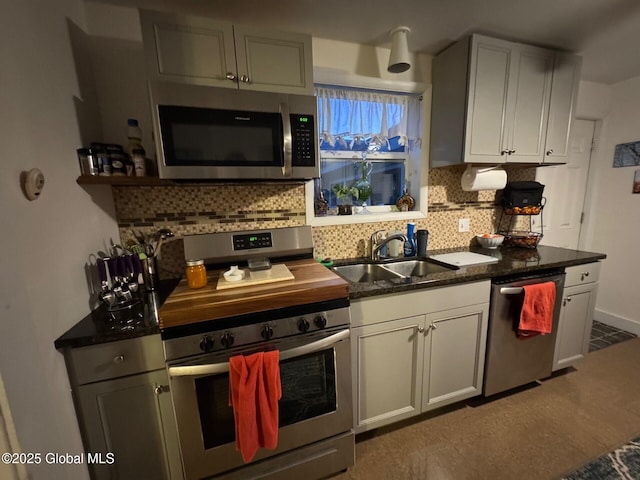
[{"xmin": 307, "ymin": 84, "xmax": 428, "ymax": 227}]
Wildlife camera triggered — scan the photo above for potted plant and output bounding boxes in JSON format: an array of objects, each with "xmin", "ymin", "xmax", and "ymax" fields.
[{"xmin": 332, "ymin": 184, "xmax": 359, "ymax": 215}]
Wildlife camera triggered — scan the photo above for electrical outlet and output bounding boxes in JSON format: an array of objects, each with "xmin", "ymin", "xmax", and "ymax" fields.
[{"xmin": 458, "ymin": 218, "xmax": 470, "ymax": 232}]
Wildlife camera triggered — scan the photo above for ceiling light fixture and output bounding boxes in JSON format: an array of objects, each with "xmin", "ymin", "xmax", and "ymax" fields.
[{"xmin": 387, "ymin": 26, "xmax": 411, "ymax": 73}]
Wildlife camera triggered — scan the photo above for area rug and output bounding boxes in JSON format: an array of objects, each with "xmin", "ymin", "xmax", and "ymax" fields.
[{"xmin": 563, "ymin": 437, "xmax": 640, "ymax": 479}]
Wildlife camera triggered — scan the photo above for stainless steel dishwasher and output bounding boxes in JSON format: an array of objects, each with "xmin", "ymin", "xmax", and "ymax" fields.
[{"xmin": 483, "ymin": 269, "xmax": 565, "ymax": 396}]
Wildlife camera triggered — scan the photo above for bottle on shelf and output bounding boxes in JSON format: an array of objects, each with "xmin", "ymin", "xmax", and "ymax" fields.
[{"xmin": 126, "ymin": 118, "xmax": 146, "ymax": 176}]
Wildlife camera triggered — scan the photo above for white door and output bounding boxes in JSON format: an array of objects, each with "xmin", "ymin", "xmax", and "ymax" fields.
[{"xmin": 533, "ymin": 119, "xmax": 595, "ymax": 248}]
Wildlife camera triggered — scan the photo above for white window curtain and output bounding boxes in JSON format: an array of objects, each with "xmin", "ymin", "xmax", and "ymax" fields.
[{"xmin": 315, "ymin": 86, "xmax": 422, "ymax": 150}]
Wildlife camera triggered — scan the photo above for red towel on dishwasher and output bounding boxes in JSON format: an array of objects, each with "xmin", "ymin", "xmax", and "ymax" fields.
[
  {"xmin": 517, "ymin": 282, "xmax": 556, "ymax": 339},
  {"xmin": 229, "ymin": 351, "xmax": 282, "ymax": 463}
]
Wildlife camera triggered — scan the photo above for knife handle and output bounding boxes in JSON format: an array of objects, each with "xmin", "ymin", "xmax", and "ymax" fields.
[
  {"xmin": 125, "ymin": 254, "xmax": 135, "ymax": 277},
  {"xmin": 132, "ymin": 255, "xmax": 143, "ymax": 276},
  {"xmin": 97, "ymin": 258, "xmax": 107, "ymax": 283},
  {"xmin": 107, "ymin": 257, "xmax": 118, "ymax": 280},
  {"xmin": 113, "ymin": 256, "xmax": 122, "ymax": 279}
]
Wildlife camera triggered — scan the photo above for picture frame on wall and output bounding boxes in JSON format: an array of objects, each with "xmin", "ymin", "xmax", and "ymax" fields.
[
  {"xmin": 633, "ymin": 169, "xmax": 640, "ymax": 194},
  {"xmin": 613, "ymin": 141, "xmax": 640, "ymax": 167}
]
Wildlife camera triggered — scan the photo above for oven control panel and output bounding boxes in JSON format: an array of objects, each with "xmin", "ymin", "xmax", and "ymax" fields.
[
  {"xmin": 232, "ymin": 232, "xmax": 273, "ymax": 251},
  {"xmin": 164, "ymin": 306, "xmax": 351, "ymax": 360}
]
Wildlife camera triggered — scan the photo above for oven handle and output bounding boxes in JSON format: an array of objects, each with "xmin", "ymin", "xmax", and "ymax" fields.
[
  {"xmin": 280, "ymin": 102, "xmax": 293, "ymax": 178},
  {"xmin": 168, "ymin": 329, "xmax": 349, "ymax": 378}
]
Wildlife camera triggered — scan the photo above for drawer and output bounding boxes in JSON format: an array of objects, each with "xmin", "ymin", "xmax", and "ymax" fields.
[
  {"xmin": 69, "ymin": 335, "xmax": 165, "ymax": 385},
  {"xmin": 350, "ymin": 281, "xmax": 491, "ymax": 327},
  {"xmin": 565, "ymin": 262, "xmax": 601, "ymax": 287}
]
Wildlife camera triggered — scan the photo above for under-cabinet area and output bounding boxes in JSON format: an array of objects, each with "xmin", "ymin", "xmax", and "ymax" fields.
[{"xmin": 350, "ymin": 281, "xmax": 490, "ymax": 433}]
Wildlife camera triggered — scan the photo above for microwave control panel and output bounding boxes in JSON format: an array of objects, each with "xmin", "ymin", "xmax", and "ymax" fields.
[
  {"xmin": 291, "ymin": 115, "xmax": 315, "ymax": 166},
  {"xmin": 233, "ymin": 232, "xmax": 273, "ymax": 251}
]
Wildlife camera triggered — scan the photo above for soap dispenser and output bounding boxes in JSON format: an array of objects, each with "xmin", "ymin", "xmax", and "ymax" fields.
[{"xmin": 404, "ymin": 222, "xmax": 416, "ymax": 257}]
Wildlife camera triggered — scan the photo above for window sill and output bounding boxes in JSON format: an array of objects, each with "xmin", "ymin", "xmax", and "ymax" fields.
[{"xmin": 305, "ymin": 180, "xmax": 427, "ymax": 227}]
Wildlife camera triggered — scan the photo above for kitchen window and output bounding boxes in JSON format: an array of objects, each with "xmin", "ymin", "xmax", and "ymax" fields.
[{"xmin": 308, "ymin": 85, "xmax": 424, "ymax": 224}]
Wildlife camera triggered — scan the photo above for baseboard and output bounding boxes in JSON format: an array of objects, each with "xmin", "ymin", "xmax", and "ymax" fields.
[{"xmin": 594, "ymin": 309, "xmax": 640, "ymax": 335}]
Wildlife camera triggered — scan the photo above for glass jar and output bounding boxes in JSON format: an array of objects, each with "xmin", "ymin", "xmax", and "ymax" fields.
[{"xmin": 186, "ymin": 259, "xmax": 207, "ymax": 289}]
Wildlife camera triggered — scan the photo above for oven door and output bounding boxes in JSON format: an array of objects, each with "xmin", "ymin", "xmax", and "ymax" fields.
[{"xmin": 167, "ymin": 328, "xmax": 352, "ymax": 480}]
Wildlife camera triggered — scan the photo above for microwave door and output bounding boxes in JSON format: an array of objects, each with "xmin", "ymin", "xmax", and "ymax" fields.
[{"xmin": 280, "ymin": 102, "xmax": 292, "ymax": 178}]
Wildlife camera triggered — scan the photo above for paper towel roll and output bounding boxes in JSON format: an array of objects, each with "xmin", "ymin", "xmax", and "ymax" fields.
[{"xmin": 461, "ymin": 166, "xmax": 507, "ymax": 191}]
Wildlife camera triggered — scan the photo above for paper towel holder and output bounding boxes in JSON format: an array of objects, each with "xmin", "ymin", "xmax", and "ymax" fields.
[{"xmin": 461, "ymin": 164, "xmax": 507, "ymax": 191}]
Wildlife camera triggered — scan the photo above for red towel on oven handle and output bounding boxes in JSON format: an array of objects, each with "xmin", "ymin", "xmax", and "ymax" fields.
[
  {"xmin": 517, "ymin": 281, "xmax": 556, "ymax": 339},
  {"xmin": 229, "ymin": 351, "xmax": 282, "ymax": 463}
]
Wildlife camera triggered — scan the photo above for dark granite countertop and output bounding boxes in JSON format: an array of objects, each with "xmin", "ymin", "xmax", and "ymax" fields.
[
  {"xmin": 333, "ymin": 245, "xmax": 606, "ymax": 300},
  {"xmin": 55, "ymin": 246, "xmax": 605, "ymax": 348},
  {"xmin": 54, "ymin": 279, "xmax": 180, "ymax": 350}
]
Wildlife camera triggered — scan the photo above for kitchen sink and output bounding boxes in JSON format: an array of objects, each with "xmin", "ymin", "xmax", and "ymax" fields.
[
  {"xmin": 333, "ymin": 259, "xmax": 458, "ymax": 283},
  {"xmin": 332, "ymin": 263, "xmax": 404, "ymax": 283},
  {"xmin": 382, "ymin": 259, "xmax": 456, "ymax": 277}
]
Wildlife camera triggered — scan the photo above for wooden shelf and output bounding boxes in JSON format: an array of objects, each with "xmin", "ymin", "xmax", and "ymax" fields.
[{"xmin": 76, "ymin": 176, "xmax": 175, "ymax": 186}]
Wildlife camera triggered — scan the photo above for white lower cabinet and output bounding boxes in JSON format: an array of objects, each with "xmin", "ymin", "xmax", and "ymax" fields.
[
  {"xmin": 553, "ymin": 262, "xmax": 601, "ymax": 371},
  {"xmin": 351, "ymin": 281, "xmax": 490, "ymax": 433},
  {"xmin": 63, "ymin": 335, "xmax": 184, "ymax": 480},
  {"xmin": 423, "ymin": 304, "xmax": 489, "ymax": 411}
]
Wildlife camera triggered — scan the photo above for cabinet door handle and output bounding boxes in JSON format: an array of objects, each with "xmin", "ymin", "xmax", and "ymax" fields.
[
  {"xmin": 509, "ymin": 149, "xmax": 516, "ymax": 154},
  {"xmin": 566, "ymin": 296, "xmax": 572, "ymax": 303},
  {"xmin": 154, "ymin": 385, "xmax": 169, "ymax": 395},
  {"xmin": 113, "ymin": 354, "xmax": 125, "ymax": 364},
  {"xmin": 417, "ymin": 326, "xmax": 425, "ymax": 333},
  {"xmin": 431, "ymin": 323, "xmax": 437, "ymax": 331},
  {"xmin": 501, "ymin": 150, "xmax": 508, "ymax": 156},
  {"xmin": 240, "ymin": 75, "xmax": 251, "ymax": 83},
  {"xmin": 546, "ymin": 149, "xmax": 554, "ymax": 155},
  {"xmin": 225, "ymin": 72, "xmax": 237, "ymax": 81},
  {"xmin": 581, "ymin": 272, "xmax": 590, "ymax": 280}
]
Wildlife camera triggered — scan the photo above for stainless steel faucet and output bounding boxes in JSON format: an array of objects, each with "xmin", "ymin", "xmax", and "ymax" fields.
[{"xmin": 370, "ymin": 230, "xmax": 407, "ymax": 261}]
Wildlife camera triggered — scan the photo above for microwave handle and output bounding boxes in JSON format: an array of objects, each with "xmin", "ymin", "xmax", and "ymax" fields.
[
  {"xmin": 280, "ymin": 102, "xmax": 293, "ymax": 178},
  {"xmin": 167, "ymin": 329, "xmax": 349, "ymax": 378}
]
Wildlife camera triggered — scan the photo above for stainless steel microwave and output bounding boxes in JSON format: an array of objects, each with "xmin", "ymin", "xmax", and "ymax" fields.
[{"xmin": 149, "ymin": 81, "xmax": 319, "ymax": 180}]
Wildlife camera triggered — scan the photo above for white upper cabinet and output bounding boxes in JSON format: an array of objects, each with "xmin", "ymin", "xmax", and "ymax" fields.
[
  {"xmin": 544, "ymin": 53, "xmax": 583, "ymax": 163},
  {"xmin": 430, "ymin": 34, "xmax": 581, "ymax": 167},
  {"xmin": 505, "ymin": 44, "xmax": 554, "ymax": 163},
  {"xmin": 139, "ymin": 9, "xmax": 313, "ymax": 95}
]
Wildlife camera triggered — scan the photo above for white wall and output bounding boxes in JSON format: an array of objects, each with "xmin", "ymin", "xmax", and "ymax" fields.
[
  {"xmin": 312, "ymin": 37, "xmax": 432, "ymax": 85},
  {"xmin": 0, "ymin": 1, "xmax": 120, "ymax": 478},
  {"xmin": 580, "ymin": 76, "xmax": 640, "ymax": 333}
]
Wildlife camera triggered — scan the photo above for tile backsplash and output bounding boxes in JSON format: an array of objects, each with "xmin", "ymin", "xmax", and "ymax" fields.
[{"xmin": 113, "ymin": 166, "xmax": 534, "ymax": 277}]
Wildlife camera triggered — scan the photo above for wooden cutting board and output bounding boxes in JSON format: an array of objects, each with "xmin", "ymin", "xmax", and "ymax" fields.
[{"xmin": 216, "ymin": 264, "xmax": 295, "ymax": 290}]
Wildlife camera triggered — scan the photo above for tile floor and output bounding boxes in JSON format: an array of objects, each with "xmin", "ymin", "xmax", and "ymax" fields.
[
  {"xmin": 589, "ymin": 320, "xmax": 637, "ymax": 352},
  {"xmin": 332, "ymin": 323, "xmax": 639, "ymax": 480}
]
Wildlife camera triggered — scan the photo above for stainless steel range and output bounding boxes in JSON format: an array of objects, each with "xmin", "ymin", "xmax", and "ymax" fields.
[{"xmin": 161, "ymin": 227, "xmax": 354, "ymax": 480}]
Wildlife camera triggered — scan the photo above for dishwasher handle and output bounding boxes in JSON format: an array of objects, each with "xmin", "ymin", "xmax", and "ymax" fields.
[{"xmin": 500, "ymin": 287, "xmax": 523, "ymax": 295}]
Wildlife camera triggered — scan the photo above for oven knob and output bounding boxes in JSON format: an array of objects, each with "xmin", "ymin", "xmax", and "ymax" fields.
[
  {"xmin": 199, "ymin": 336, "xmax": 214, "ymax": 352},
  {"xmin": 314, "ymin": 315, "xmax": 327, "ymax": 329},
  {"xmin": 220, "ymin": 332, "xmax": 234, "ymax": 349},
  {"xmin": 297, "ymin": 318, "xmax": 310, "ymax": 333},
  {"xmin": 261, "ymin": 325, "xmax": 274, "ymax": 340}
]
